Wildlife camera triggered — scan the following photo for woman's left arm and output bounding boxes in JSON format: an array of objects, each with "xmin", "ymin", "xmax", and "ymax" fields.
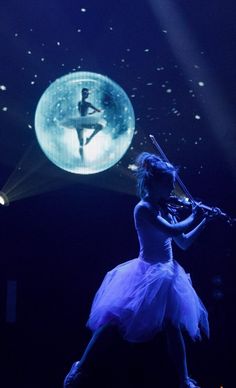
[
  {"xmin": 88, "ymin": 103, "xmax": 101, "ymax": 114},
  {"xmin": 172, "ymin": 206, "xmax": 222, "ymax": 250},
  {"xmin": 173, "ymin": 217, "xmax": 207, "ymax": 250}
]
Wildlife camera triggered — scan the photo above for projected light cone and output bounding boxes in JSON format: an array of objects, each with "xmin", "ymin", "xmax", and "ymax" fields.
[{"xmin": 35, "ymin": 71, "xmax": 135, "ymax": 174}]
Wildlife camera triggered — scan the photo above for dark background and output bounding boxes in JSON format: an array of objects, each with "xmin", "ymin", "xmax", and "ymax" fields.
[{"xmin": 0, "ymin": 1, "xmax": 235, "ymax": 387}]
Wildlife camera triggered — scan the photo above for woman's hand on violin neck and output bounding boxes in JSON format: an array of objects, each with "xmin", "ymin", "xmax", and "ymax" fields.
[{"xmin": 204, "ymin": 207, "xmax": 222, "ymax": 222}]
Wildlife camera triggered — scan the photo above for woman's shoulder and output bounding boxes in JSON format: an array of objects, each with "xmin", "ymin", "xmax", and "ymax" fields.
[
  {"xmin": 134, "ymin": 200, "xmax": 156, "ymax": 219},
  {"xmin": 135, "ymin": 199, "xmax": 151, "ymax": 210}
]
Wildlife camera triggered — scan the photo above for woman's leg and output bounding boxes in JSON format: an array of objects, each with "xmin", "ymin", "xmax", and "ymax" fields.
[
  {"xmin": 75, "ymin": 127, "xmax": 84, "ymax": 159},
  {"xmin": 64, "ymin": 323, "xmax": 115, "ymax": 387},
  {"xmin": 84, "ymin": 124, "xmax": 103, "ymax": 145},
  {"xmin": 165, "ymin": 321, "xmax": 188, "ymax": 386},
  {"xmin": 79, "ymin": 323, "xmax": 114, "ymax": 371},
  {"xmin": 76, "ymin": 127, "xmax": 84, "ymax": 147}
]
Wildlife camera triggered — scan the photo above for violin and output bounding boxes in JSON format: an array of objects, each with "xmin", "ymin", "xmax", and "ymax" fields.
[
  {"xmin": 166, "ymin": 195, "xmax": 236, "ymax": 226},
  {"xmin": 149, "ymin": 134, "xmax": 236, "ymax": 226}
]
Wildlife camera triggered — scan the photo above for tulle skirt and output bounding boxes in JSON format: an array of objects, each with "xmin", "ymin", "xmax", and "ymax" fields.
[
  {"xmin": 86, "ymin": 258, "xmax": 209, "ymax": 342},
  {"xmin": 60, "ymin": 114, "xmax": 106, "ymax": 129}
]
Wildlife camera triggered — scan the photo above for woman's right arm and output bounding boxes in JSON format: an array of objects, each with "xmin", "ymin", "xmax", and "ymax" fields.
[
  {"xmin": 155, "ymin": 211, "xmax": 198, "ymax": 236},
  {"xmin": 136, "ymin": 203, "xmax": 199, "ymax": 237}
]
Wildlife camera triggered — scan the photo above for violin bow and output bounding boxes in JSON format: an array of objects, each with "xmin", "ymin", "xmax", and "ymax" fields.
[{"xmin": 149, "ymin": 134, "xmax": 195, "ymax": 203}]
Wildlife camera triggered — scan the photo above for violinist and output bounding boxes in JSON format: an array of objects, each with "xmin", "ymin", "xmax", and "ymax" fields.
[{"xmin": 64, "ymin": 152, "xmax": 220, "ymax": 388}]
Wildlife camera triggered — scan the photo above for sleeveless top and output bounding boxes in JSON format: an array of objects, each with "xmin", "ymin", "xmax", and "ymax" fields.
[{"xmin": 134, "ymin": 200, "xmax": 173, "ymax": 264}]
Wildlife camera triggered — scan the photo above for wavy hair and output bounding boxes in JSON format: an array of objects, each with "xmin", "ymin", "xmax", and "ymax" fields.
[{"xmin": 135, "ymin": 152, "xmax": 178, "ymax": 199}]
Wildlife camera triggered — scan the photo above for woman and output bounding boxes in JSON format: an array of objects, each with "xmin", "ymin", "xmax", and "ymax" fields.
[{"xmin": 64, "ymin": 152, "xmax": 219, "ymax": 388}]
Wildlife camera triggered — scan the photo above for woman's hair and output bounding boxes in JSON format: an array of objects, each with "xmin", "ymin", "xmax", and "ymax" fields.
[{"xmin": 135, "ymin": 152, "xmax": 178, "ymax": 199}]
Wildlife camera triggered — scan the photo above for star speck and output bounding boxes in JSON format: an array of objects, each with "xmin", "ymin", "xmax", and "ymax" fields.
[{"xmin": 128, "ymin": 164, "xmax": 137, "ymax": 171}]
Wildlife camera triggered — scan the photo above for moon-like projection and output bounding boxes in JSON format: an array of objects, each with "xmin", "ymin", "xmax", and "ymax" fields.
[{"xmin": 34, "ymin": 71, "xmax": 135, "ymax": 174}]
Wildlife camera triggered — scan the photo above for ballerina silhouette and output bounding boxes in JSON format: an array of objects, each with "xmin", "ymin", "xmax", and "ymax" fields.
[{"xmin": 76, "ymin": 88, "xmax": 105, "ymax": 152}]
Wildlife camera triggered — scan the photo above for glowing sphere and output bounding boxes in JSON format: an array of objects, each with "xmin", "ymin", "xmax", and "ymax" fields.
[{"xmin": 35, "ymin": 71, "xmax": 135, "ymax": 174}]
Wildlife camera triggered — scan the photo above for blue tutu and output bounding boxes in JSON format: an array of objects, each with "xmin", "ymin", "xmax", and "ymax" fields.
[{"xmin": 86, "ymin": 258, "xmax": 209, "ymax": 342}]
